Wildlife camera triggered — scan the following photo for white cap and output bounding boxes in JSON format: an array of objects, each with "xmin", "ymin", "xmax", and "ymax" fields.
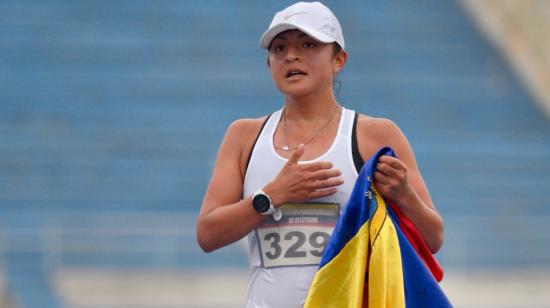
[{"xmin": 259, "ymin": 2, "xmax": 345, "ymax": 50}]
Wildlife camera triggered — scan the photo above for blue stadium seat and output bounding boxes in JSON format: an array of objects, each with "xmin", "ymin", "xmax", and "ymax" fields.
[{"xmin": 1, "ymin": 0, "xmax": 549, "ymax": 306}]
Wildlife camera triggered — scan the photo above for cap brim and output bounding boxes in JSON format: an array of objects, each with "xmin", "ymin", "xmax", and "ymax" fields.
[{"xmin": 259, "ymin": 23, "xmax": 335, "ymax": 49}]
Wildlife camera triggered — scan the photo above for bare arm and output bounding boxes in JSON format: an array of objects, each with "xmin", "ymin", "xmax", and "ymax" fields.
[
  {"xmin": 358, "ymin": 117, "xmax": 444, "ymax": 253},
  {"xmin": 196, "ymin": 121, "xmax": 344, "ymax": 253},
  {"xmin": 196, "ymin": 119, "xmax": 264, "ymax": 252}
]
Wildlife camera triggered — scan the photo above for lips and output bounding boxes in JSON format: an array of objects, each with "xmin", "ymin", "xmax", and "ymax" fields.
[{"xmin": 285, "ymin": 68, "xmax": 307, "ymax": 78}]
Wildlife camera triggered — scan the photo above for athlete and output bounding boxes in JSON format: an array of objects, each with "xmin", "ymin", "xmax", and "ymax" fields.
[{"xmin": 196, "ymin": 2, "xmax": 444, "ymax": 307}]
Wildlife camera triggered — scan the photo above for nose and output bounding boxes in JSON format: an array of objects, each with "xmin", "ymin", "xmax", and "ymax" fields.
[{"xmin": 285, "ymin": 45, "xmax": 301, "ymax": 63}]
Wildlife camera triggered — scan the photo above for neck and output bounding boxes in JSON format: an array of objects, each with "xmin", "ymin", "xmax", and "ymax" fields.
[{"xmin": 283, "ymin": 88, "xmax": 339, "ymax": 122}]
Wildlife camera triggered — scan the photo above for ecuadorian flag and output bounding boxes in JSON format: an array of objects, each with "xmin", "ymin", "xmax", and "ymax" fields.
[{"xmin": 304, "ymin": 147, "xmax": 451, "ymax": 308}]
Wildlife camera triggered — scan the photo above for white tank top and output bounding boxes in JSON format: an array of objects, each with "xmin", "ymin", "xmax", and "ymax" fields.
[{"xmin": 243, "ymin": 107, "xmax": 360, "ymax": 308}]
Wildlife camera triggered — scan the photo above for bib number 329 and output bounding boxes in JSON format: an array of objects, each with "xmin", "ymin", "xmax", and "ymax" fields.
[
  {"xmin": 255, "ymin": 202, "xmax": 339, "ymax": 268},
  {"xmin": 258, "ymin": 226, "xmax": 333, "ymax": 267},
  {"xmin": 264, "ymin": 229, "xmax": 330, "ymax": 259}
]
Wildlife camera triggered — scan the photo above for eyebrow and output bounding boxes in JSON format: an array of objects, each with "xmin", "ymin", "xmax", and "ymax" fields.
[{"xmin": 273, "ymin": 32, "xmax": 309, "ymax": 41}]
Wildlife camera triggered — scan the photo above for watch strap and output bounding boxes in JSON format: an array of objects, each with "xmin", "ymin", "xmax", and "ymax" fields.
[{"xmin": 253, "ymin": 189, "xmax": 276, "ymax": 215}]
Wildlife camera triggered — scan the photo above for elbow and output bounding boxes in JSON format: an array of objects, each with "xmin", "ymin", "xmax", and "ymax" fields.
[
  {"xmin": 197, "ymin": 233, "xmax": 214, "ymax": 253},
  {"xmin": 428, "ymin": 231, "xmax": 444, "ymax": 254},
  {"xmin": 198, "ymin": 239, "xmax": 216, "ymax": 253},
  {"xmin": 196, "ymin": 222, "xmax": 217, "ymax": 253},
  {"xmin": 428, "ymin": 218, "xmax": 445, "ymax": 254}
]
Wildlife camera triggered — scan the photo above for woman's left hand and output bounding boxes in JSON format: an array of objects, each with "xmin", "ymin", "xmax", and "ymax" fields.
[{"xmin": 373, "ymin": 155, "xmax": 415, "ymax": 206}]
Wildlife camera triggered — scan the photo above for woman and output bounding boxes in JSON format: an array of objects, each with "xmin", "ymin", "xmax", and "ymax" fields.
[{"xmin": 196, "ymin": 2, "xmax": 444, "ymax": 307}]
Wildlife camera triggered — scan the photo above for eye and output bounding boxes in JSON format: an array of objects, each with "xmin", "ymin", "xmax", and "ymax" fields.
[
  {"xmin": 303, "ymin": 41, "xmax": 316, "ymax": 49},
  {"xmin": 270, "ymin": 43, "xmax": 285, "ymax": 53}
]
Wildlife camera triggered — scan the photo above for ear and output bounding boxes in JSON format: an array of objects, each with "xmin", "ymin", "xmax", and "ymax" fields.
[{"xmin": 333, "ymin": 50, "xmax": 348, "ymax": 74}]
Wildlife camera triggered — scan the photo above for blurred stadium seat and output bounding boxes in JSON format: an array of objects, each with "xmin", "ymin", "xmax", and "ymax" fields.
[{"xmin": 1, "ymin": 0, "xmax": 549, "ymax": 307}]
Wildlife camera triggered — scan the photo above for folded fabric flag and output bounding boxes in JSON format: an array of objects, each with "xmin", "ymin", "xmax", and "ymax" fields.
[
  {"xmin": 304, "ymin": 146, "xmax": 451, "ymax": 308},
  {"xmin": 387, "ymin": 199, "xmax": 444, "ymax": 282}
]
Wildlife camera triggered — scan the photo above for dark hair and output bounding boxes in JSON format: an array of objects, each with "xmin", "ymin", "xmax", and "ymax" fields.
[
  {"xmin": 332, "ymin": 43, "xmax": 343, "ymax": 101},
  {"xmin": 333, "ymin": 43, "xmax": 343, "ymax": 56},
  {"xmin": 333, "ymin": 74, "xmax": 341, "ymax": 101}
]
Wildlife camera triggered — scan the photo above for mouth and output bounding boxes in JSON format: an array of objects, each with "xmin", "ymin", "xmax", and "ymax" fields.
[{"xmin": 285, "ymin": 69, "xmax": 307, "ymax": 78}]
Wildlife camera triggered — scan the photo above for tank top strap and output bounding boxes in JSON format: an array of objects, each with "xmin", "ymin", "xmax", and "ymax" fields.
[
  {"xmin": 261, "ymin": 108, "xmax": 283, "ymax": 138},
  {"xmin": 339, "ymin": 107, "xmax": 355, "ymax": 139}
]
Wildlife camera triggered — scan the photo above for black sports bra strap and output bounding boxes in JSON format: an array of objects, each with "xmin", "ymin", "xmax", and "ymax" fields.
[
  {"xmin": 244, "ymin": 114, "xmax": 272, "ymax": 175},
  {"xmin": 352, "ymin": 112, "xmax": 365, "ymax": 173}
]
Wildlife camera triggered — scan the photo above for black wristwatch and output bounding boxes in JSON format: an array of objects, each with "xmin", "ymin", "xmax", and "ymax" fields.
[{"xmin": 252, "ymin": 189, "xmax": 276, "ymax": 215}]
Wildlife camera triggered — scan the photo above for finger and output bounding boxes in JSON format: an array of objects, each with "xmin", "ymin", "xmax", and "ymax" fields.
[
  {"xmin": 302, "ymin": 161, "xmax": 333, "ymax": 172},
  {"xmin": 379, "ymin": 155, "xmax": 404, "ymax": 170},
  {"xmin": 287, "ymin": 144, "xmax": 305, "ymax": 165},
  {"xmin": 374, "ymin": 170, "xmax": 391, "ymax": 185},
  {"xmin": 307, "ymin": 187, "xmax": 338, "ymax": 199},
  {"xmin": 376, "ymin": 162, "xmax": 399, "ymax": 177},
  {"xmin": 309, "ymin": 178, "xmax": 344, "ymax": 190},
  {"xmin": 373, "ymin": 182, "xmax": 389, "ymax": 197},
  {"xmin": 309, "ymin": 168, "xmax": 342, "ymax": 181}
]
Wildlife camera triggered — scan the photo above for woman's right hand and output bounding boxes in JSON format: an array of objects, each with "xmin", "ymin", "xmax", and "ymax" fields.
[{"xmin": 263, "ymin": 144, "xmax": 344, "ymax": 206}]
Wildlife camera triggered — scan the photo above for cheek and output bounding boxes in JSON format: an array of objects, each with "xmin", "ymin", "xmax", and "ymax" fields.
[
  {"xmin": 309, "ymin": 59, "xmax": 336, "ymax": 81},
  {"xmin": 309, "ymin": 51, "xmax": 337, "ymax": 76},
  {"xmin": 267, "ymin": 61, "xmax": 288, "ymax": 91},
  {"xmin": 268, "ymin": 59, "xmax": 284, "ymax": 78},
  {"xmin": 269, "ymin": 67, "xmax": 285, "ymax": 84}
]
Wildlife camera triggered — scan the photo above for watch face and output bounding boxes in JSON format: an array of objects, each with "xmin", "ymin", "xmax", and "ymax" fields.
[{"xmin": 253, "ymin": 194, "xmax": 271, "ymax": 213}]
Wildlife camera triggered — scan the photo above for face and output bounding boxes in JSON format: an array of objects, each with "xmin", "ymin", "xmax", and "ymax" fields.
[{"xmin": 267, "ymin": 30, "xmax": 347, "ymax": 98}]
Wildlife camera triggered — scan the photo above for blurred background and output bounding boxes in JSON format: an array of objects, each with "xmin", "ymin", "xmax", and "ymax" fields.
[{"xmin": 1, "ymin": 0, "xmax": 550, "ymax": 307}]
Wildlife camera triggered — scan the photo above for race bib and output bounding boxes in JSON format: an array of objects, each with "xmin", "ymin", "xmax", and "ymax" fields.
[{"xmin": 255, "ymin": 202, "xmax": 340, "ymax": 268}]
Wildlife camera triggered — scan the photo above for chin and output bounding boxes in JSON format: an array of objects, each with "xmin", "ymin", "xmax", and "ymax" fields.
[
  {"xmin": 276, "ymin": 82, "xmax": 315, "ymax": 98},
  {"xmin": 282, "ymin": 89, "xmax": 313, "ymax": 98}
]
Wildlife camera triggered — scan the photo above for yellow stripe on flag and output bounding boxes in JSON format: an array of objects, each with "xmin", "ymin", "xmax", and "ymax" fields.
[{"xmin": 304, "ymin": 187, "xmax": 405, "ymax": 308}]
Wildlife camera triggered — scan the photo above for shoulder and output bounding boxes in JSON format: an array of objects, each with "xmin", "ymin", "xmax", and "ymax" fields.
[
  {"xmin": 223, "ymin": 115, "xmax": 271, "ymax": 176},
  {"xmin": 355, "ymin": 113, "xmax": 410, "ymax": 158},
  {"xmin": 223, "ymin": 115, "xmax": 270, "ymax": 141},
  {"xmin": 226, "ymin": 117, "xmax": 268, "ymax": 138},
  {"xmin": 356, "ymin": 114, "xmax": 404, "ymax": 144}
]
